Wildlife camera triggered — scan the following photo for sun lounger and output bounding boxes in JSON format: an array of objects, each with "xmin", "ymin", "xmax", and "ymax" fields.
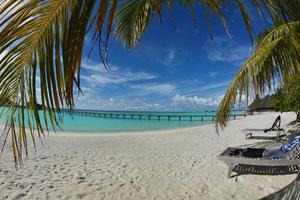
[
  {"xmin": 264, "ymin": 115, "xmax": 283, "ymax": 133},
  {"xmin": 218, "ymin": 136, "xmax": 300, "ymax": 178},
  {"xmin": 245, "ymin": 115, "xmax": 285, "ymax": 140}
]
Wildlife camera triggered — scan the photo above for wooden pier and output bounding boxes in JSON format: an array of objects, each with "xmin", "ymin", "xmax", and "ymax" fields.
[{"xmin": 60, "ymin": 110, "xmax": 246, "ymax": 122}]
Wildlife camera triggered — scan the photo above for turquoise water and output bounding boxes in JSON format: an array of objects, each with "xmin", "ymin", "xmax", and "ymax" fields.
[
  {"xmin": 55, "ymin": 113, "xmax": 211, "ymax": 132},
  {"xmin": 0, "ymin": 108, "xmax": 244, "ymax": 132}
]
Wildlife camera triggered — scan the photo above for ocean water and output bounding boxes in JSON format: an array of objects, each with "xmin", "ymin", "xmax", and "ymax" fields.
[{"xmin": 0, "ymin": 108, "xmax": 244, "ymax": 133}]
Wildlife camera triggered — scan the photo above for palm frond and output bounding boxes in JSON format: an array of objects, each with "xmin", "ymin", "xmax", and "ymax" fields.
[
  {"xmin": 0, "ymin": 0, "xmax": 97, "ymax": 164},
  {"xmin": 215, "ymin": 21, "xmax": 300, "ymax": 130},
  {"xmin": 114, "ymin": 0, "xmax": 154, "ymax": 48}
]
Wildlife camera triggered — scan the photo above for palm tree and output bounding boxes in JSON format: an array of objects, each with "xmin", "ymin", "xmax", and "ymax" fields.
[
  {"xmin": 215, "ymin": 0, "xmax": 300, "ymax": 130},
  {"xmin": 0, "ymin": 0, "xmax": 290, "ymax": 164}
]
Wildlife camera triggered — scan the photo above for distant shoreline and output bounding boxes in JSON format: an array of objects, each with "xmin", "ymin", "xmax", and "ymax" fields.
[{"xmin": 0, "ymin": 108, "xmax": 246, "ymax": 132}]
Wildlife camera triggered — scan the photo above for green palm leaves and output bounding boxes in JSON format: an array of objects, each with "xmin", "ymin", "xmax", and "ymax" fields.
[
  {"xmin": 114, "ymin": 0, "xmax": 153, "ymax": 48},
  {"xmin": 215, "ymin": 1, "xmax": 300, "ymax": 130},
  {"xmin": 0, "ymin": 0, "xmax": 96, "ymax": 165}
]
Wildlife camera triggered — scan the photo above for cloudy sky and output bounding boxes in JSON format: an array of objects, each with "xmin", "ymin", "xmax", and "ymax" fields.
[{"xmin": 75, "ymin": 4, "xmax": 267, "ymax": 111}]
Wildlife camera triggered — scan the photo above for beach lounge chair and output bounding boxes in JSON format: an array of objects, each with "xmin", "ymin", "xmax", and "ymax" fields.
[
  {"xmin": 218, "ymin": 136, "xmax": 300, "ymax": 178},
  {"xmin": 245, "ymin": 115, "xmax": 285, "ymax": 140},
  {"xmin": 264, "ymin": 115, "xmax": 283, "ymax": 133}
]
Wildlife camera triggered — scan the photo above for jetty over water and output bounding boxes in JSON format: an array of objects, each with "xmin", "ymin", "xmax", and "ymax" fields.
[{"xmin": 60, "ymin": 110, "xmax": 246, "ymax": 122}]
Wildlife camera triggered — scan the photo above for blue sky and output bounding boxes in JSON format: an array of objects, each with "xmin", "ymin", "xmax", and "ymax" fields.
[{"xmin": 75, "ymin": 4, "xmax": 267, "ymax": 111}]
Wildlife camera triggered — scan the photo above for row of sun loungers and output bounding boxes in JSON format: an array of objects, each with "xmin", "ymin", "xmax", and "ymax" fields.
[{"xmin": 219, "ymin": 115, "xmax": 300, "ymax": 178}]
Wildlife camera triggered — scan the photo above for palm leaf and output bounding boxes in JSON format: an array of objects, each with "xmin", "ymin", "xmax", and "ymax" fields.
[
  {"xmin": 215, "ymin": 21, "xmax": 300, "ymax": 130},
  {"xmin": 0, "ymin": 0, "xmax": 97, "ymax": 164}
]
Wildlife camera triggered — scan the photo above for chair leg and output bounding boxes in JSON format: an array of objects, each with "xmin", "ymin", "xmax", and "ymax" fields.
[
  {"xmin": 245, "ymin": 132, "xmax": 252, "ymax": 140},
  {"xmin": 227, "ymin": 164, "xmax": 235, "ymax": 178}
]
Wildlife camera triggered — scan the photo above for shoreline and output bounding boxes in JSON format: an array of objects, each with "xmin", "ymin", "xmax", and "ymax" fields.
[
  {"xmin": 0, "ymin": 108, "xmax": 245, "ymax": 133},
  {"xmin": 39, "ymin": 112, "xmax": 270, "ymax": 137},
  {"xmin": 0, "ymin": 111, "xmax": 298, "ymax": 200},
  {"xmin": 0, "ymin": 119, "xmax": 213, "ymax": 137},
  {"xmin": 48, "ymin": 121, "xmax": 214, "ymax": 137}
]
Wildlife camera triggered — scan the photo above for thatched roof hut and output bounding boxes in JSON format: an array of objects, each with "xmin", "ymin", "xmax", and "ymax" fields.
[{"xmin": 248, "ymin": 95, "xmax": 275, "ymax": 112}]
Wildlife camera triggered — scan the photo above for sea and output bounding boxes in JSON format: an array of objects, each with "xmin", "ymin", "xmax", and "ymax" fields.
[{"xmin": 0, "ymin": 109, "xmax": 244, "ymax": 133}]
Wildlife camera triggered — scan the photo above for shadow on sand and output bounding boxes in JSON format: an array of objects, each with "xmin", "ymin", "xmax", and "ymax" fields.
[
  {"xmin": 260, "ymin": 173, "xmax": 300, "ymax": 200},
  {"xmin": 232, "ymin": 165, "xmax": 299, "ymax": 179}
]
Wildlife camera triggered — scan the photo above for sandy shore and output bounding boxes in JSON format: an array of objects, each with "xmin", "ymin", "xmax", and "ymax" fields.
[{"xmin": 0, "ymin": 112, "xmax": 298, "ymax": 200}]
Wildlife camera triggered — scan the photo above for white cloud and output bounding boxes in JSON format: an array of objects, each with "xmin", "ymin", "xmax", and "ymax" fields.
[
  {"xmin": 160, "ymin": 48, "xmax": 186, "ymax": 67},
  {"xmin": 80, "ymin": 59, "xmax": 177, "ymax": 98},
  {"xmin": 168, "ymin": 50, "xmax": 175, "ymax": 61},
  {"xmin": 197, "ymin": 80, "xmax": 230, "ymax": 91},
  {"xmin": 172, "ymin": 94, "xmax": 223, "ymax": 107},
  {"xmin": 209, "ymin": 72, "xmax": 219, "ymax": 77},
  {"xmin": 81, "ymin": 61, "xmax": 108, "ymax": 73},
  {"xmin": 129, "ymin": 83, "xmax": 176, "ymax": 95},
  {"xmin": 81, "ymin": 60, "xmax": 156, "ymax": 86},
  {"xmin": 160, "ymin": 49, "xmax": 176, "ymax": 66},
  {"xmin": 138, "ymin": 46, "xmax": 187, "ymax": 67},
  {"xmin": 76, "ymin": 87, "xmax": 164, "ymax": 110},
  {"xmin": 170, "ymin": 79, "xmax": 230, "ymax": 98},
  {"xmin": 209, "ymin": 71, "xmax": 233, "ymax": 77},
  {"xmin": 202, "ymin": 37, "xmax": 251, "ymax": 65}
]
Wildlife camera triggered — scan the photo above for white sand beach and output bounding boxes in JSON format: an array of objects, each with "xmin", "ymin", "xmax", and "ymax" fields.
[{"xmin": 0, "ymin": 112, "xmax": 298, "ymax": 200}]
